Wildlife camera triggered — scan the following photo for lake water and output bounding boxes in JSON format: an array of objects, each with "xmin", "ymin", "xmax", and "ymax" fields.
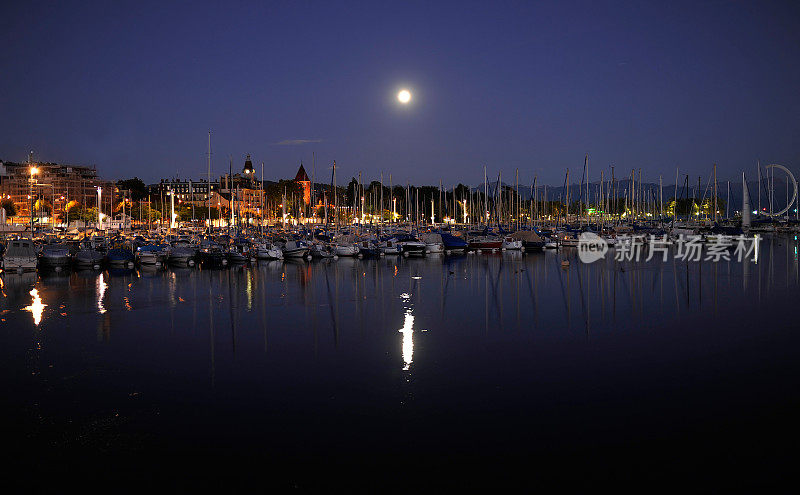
[{"xmin": 2, "ymin": 235, "xmax": 799, "ymax": 489}]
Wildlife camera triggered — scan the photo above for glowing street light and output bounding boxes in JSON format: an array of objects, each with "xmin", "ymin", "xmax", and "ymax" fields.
[{"xmin": 29, "ymin": 166, "xmax": 39, "ymax": 232}]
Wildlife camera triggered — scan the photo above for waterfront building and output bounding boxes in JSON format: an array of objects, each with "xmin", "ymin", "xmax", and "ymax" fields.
[
  {"xmin": 0, "ymin": 159, "xmax": 113, "ymax": 225},
  {"xmin": 147, "ymin": 178, "xmax": 218, "ymax": 204},
  {"xmin": 146, "ymin": 158, "xmax": 323, "ymax": 225}
]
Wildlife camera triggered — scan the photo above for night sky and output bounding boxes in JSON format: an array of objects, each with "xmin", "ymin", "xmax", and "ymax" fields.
[{"xmin": 1, "ymin": 0, "xmax": 799, "ymax": 186}]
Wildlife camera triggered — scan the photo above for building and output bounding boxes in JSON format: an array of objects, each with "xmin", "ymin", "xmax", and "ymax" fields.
[
  {"xmin": 0, "ymin": 159, "xmax": 113, "ymax": 224},
  {"xmin": 295, "ymin": 163, "xmax": 311, "ymax": 205},
  {"xmin": 147, "ymin": 157, "xmax": 316, "ymax": 225},
  {"xmin": 216, "ymin": 155, "xmax": 265, "ymax": 218},
  {"xmin": 147, "ymin": 178, "xmax": 218, "ymax": 204}
]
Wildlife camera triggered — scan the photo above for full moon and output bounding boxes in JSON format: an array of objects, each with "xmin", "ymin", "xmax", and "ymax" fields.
[{"xmin": 397, "ymin": 89, "xmax": 411, "ymax": 104}]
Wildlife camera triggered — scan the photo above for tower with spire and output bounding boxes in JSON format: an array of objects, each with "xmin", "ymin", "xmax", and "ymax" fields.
[
  {"xmin": 295, "ymin": 162, "xmax": 311, "ymax": 205},
  {"xmin": 242, "ymin": 154, "xmax": 255, "ymax": 180}
]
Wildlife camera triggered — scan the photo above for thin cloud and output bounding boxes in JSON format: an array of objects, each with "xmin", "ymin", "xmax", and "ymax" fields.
[{"xmin": 272, "ymin": 138, "xmax": 322, "ymax": 146}]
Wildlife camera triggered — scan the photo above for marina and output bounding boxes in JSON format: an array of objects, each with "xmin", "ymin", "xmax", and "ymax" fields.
[
  {"xmin": 0, "ymin": 156, "xmax": 798, "ymax": 489},
  {"xmin": 4, "ymin": 0, "xmax": 800, "ymax": 490}
]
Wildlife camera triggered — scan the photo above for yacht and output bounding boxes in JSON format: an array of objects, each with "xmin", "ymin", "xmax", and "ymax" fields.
[
  {"xmin": 332, "ymin": 235, "xmax": 360, "ymax": 257},
  {"xmin": 39, "ymin": 243, "xmax": 71, "ymax": 267},
  {"xmin": 198, "ymin": 241, "xmax": 228, "ymax": 266},
  {"xmin": 394, "ymin": 234, "xmax": 426, "ymax": 256},
  {"xmin": 74, "ymin": 239, "xmax": 105, "ymax": 267},
  {"xmin": 168, "ymin": 238, "xmax": 197, "ymax": 265},
  {"xmin": 282, "ymin": 239, "xmax": 310, "ymax": 258},
  {"xmin": 3, "ymin": 239, "xmax": 37, "ymax": 271},
  {"xmin": 501, "ymin": 236, "xmax": 523, "ymax": 250},
  {"xmin": 255, "ymin": 241, "xmax": 284, "ymax": 260},
  {"xmin": 439, "ymin": 232, "xmax": 468, "ymax": 254},
  {"xmin": 421, "ymin": 233, "xmax": 445, "ymax": 254}
]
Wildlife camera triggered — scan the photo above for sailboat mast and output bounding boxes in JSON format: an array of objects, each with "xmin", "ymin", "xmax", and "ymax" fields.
[
  {"xmin": 311, "ymin": 152, "xmax": 315, "ymax": 220},
  {"xmin": 713, "ymin": 163, "xmax": 718, "ymax": 223},
  {"xmin": 515, "ymin": 168, "xmax": 519, "ymax": 231},
  {"xmin": 757, "ymin": 161, "xmax": 761, "ymax": 216},
  {"xmin": 565, "ymin": 168, "xmax": 569, "ymax": 224},
  {"xmin": 207, "ymin": 131, "xmax": 212, "ymax": 233},
  {"xmin": 483, "ymin": 167, "xmax": 488, "ymax": 226},
  {"xmin": 260, "ymin": 162, "xmax": 264, "ymax": 232},
  {"xmin": 438, "ymin": 179, "xmax": 442, "ymax": 226},
  {"xmin": 674, "ymin": 167, "xmax": 679, "ymax": 220},
  {"xmin": 726, "ymin": 180, "xmax": 730, "ymax": 219},
  {"xmin": 585, "ymin": 154, "xmax": 589, "ymax": 224}
]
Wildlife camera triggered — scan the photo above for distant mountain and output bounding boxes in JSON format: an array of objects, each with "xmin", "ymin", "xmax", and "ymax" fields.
[{"xmin": 468, "ymin": 177, "xmax": 796, "ymax": 213}]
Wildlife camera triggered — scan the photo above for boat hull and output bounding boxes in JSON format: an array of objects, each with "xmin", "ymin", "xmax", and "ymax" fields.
[
  {"xmin": 283, "ymin": 248, "xmax": 309, "ymax": 258},
  {"xmin": 469, "ymin": 241, "xmax": 502, "ymax": 250},
  {"xmin": 3, "ymin": 257, "xmax": 37, "ymax": 271}
]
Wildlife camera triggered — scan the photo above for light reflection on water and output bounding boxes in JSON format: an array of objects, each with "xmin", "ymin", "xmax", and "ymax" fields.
[
  {"xmin": 97, "ymin": 273, "xmax": 107, "ymax": 314},
  {"xmin": 23, "ymin": 288, "xmax": 46, "ymax": 326},
  {"xmin": 398, "ymin": 292, "xmax": 414, "ymax": 370}
]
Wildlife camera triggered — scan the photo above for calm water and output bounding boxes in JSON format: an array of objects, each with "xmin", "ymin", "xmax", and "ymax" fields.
[{"xmin": 2, "ymin": 236, "xmax": 800, "ymax": 489}]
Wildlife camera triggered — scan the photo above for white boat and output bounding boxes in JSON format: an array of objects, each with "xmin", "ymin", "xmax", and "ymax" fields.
[
  {"xmin": 332, "ymin": 235, "xmax": 360, "ymax": 257},
  {"xmin": 3, "ymin": 239, "xmax": 37, "ymax": 271},
  {"xmin": 256, "ymin": 242, "xmax": 284, "ymax": 260},
  {"xmin": 421, "ymin": 233, "xmax": 444, "ymax": 253},
  {"xmin": 282, "ymin": 240, "xmax": 310, "ymax": 258},
  {"xmin": 395, "ymin": 235, "xmax": 427, "ymax": 256},
  {"xmin": 501, "ymin": 236, "xmax": 523, "ymax": 250},
  {"xmin": 334, "ymin": 244, "xmax": 359, "ymax": 257},
  {"xmin": 379, "ymin": 239, "xmax": 402, "ymax": 255}
]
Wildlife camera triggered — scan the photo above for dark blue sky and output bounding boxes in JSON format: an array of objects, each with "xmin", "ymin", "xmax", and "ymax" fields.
[{"xmin": 1, "ymin": 0, "xmax": 798, "ymax": 186}]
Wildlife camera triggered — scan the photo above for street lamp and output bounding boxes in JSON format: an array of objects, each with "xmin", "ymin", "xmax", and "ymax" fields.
[
  {"xmin": 97, "ymin": 186, "xmax": 103, "ymax": 231},
  {"xmin": 29, "ymin": 166, "xmax": 39, "ymax": 233}
]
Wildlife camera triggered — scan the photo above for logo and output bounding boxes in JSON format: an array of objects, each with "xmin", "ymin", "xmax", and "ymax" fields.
[{"xmin": 578, "ymin": 232, "xmax": 608, "ymax": 263}]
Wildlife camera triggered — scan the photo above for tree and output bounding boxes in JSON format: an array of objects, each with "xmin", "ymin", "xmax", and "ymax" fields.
[
  {"xmin": 117, "ymin": 177, "xmax": 148, "ymax": 201},
  {"xmin": 345, "ymin": 177, "xmax": 359, "ymax": 205},
  {"xmin": 1, "ymin": 199, "xmax": 17, "ymax": 222},
  {"xmin": 129, "ymin": 203, "xmax": 161, "ymax": 222},
  {"xmin": 66, "ymin": 205, "xmax": 99, "ymax": 223},
  {"xmin": 198, "ymin": 206, "xmax": 220, "ymax": 220},
  {"xmin": 34, "ymin": 198, "xmax": 53, "ymax": 217}
]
